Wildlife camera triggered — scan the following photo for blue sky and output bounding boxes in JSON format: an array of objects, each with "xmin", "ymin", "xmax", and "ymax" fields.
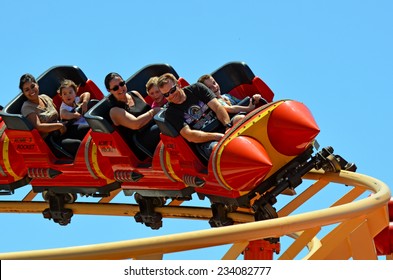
[{"xmin": 0, "ymin": 0, "xmax": 392, "ymax": 260}]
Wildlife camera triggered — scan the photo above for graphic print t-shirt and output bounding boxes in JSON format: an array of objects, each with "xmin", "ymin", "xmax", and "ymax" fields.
[{"xmin": 165, "ymin": 83, "xmax": 216, "ymax": 132}]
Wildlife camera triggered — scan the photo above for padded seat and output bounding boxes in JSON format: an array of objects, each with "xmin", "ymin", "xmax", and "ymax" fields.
[
  {"xmin": 84, "ymin": 98, "xmax": 114, "ymax": 134},
  {"xmin": 211, "ymin": 61, "xmax": 274, "ymax": 103},
  {"xmin": 126, "ymin": 64, "xmax": 180, "ymax": 100},
  {"xmin": 38, "ymin": 66, "xmax": 88, "ymax": 99},
  {"xmin": 212, "ymin": 62, "xmax": 256, "ymax": 94},
  {"xmin": 47, "ymin": 133, "xmax": 77, "ymax": 159}
]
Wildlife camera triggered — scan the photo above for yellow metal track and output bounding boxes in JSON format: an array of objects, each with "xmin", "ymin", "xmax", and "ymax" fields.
[{"xmin": 0, "ymin": 170, "xmax": 391, "ymax": 260}]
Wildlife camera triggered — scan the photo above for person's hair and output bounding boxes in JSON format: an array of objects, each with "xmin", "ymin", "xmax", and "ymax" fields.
[
  {"xmin": 104, "ymin": 72, "xmax": 123, "ymax": 90},
  {"xmin": 157, "ymin": 73, "xmax": 177, "ymax": 89},
  {"xmin": 197, "ymin": 74, "xmax": 212, "ymax": 84},
  {"xmin": 146, "ymin": 76, "xmax": 159, "ymax": 93},
  {"xmin": 19, "ymin": 73, "xmax": 37, "ymax": 91},
  {"xmin": 58, "ymin": 79, "xmax": 78, "ymax": 95}
]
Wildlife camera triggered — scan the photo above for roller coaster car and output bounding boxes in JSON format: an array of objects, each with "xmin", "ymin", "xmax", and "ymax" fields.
[
  {"xmin": 85, "ymin": 64, "xmax": 192, "ymax": 229},
  {"xmin": 0, "ymin": 66, "xmax": 119, "ymax": 225},
  {"xmin": 86, "ymin": 62, "xmax": 356, "ymax": 230}
]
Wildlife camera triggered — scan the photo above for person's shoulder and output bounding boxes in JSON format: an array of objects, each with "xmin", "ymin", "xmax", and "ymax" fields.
[
  {"xmin": 130, "ymin": 90, "xmax": 143, "ymax": 99},
  {"xmin": 39, "ymin": 94, "xmax": 51, "ymax": 99},
  {"xmin": 165, "ymin": 102, "xmax": 181, "ymax": 114},
  {"xmin": 194, "ymin": 82, "xmax": 209, "ymax": 90},
  {"xmin": 185, "ymin": 82, "xmax": 205, "ymax": 91},
  {"xmin": 164, "ymin": 104, "xmax": 176, "ymax": 119},
  {"xmin": 21, "ymin": 100, "xmax": 32, "ymax": 110},
  {"xmin": 165, "ymin": 102, "xmax": 175, "ymax": 110},
  {"xmin": 21, "ymin": 99, "xmax": 35, "ymax": 116},
  {"xmin": 185, "ymin": 83, "xmax": 210, "ymax": 95},
  {"xmin": 192, "ymin": 82, "xmax": 215, "ymax": 100},
  {"xmin": 59, "ymin": 101, "xmax": 70, "ymax": 110},
  {"xmin": 39, "ymin": 94, "xmax": 54, "ymax": 103}
]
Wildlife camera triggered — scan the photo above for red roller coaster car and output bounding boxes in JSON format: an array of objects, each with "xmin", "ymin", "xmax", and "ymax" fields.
[
  {"xmin": 0, "ymin": 66, "xmax": 119, "ymax": 225},
  {"xmin": 0, "ymin": 62, "xmax": 356, "ymax": 231},
  {"xmin": 84, "ymin": 62, "xmax": 356, "ymax": 229}
]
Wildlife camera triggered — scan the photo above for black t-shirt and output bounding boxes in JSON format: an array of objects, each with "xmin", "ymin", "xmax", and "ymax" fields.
[{"xmin": 165, "ymin": 83, "xmax": 217, "ymax": 132}]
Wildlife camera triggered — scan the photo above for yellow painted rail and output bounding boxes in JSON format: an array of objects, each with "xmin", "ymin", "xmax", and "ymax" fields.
[{"xmin": 0, "ymin": 170, "xmax": 391, "ymax": 260}]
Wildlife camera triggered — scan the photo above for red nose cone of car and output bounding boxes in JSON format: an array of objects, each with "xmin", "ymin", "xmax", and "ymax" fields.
[
  {"xmin": 267, "ymin": 100, "xmax": 320, "ymax": 156},
  {"xmin": 216, "ymin": 136, "xmax": 272, "ymax": 192}
]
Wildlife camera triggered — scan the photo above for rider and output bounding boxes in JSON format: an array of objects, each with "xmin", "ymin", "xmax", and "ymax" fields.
[{"xmin": 157, "ymin": 73, "xmax": 232, "ymax": 159}]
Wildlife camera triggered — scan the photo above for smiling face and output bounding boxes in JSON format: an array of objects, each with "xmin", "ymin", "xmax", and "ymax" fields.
[
  {"xmin": 22, "ymin": 81, "xmax": 40, "ymax": 102},
  {"xmin": 160, "ymin": 81, "xmax": 184, "ymax": 104},
  {"xmin": 147, "ymin": 84, "xmax": 164, "ymax": 104},
  {"xmin": 108, "ymin": 76, "xmax": 127, "ymax": 102},
  {"xmin": 202, "ymin": 76, "xmax": 221, "ymax": 96}
]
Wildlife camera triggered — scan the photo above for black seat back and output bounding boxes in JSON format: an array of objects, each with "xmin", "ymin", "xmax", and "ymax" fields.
[
  {"xmin": 84, "ymin": 97, "xmax": 114, "ymax": 134},
  {"xmin": 0, "ymin": 92, "xmax": 32, "ymax": 130},
  {"xmin": 125, "ymin": 64, "xmax": 179, "ymax": 98},
  {"xmin": 153, "ymin": 109, "xmax": 179, "ymax": 137},
  {"xmin": 38, "ymin": 66, "xmax": 88, "ymax": 99},
  {"xmin": 0, "ymin": 66, "xmax": 88, "ymax": 130},
  {"xmin": 211, "ymin": 62, "xmax": 255, "ymax": 95}
]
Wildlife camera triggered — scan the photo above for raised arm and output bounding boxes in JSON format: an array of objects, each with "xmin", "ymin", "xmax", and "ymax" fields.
[{"xmin": 79, "ymin": 91, "xmax": 91, "ymax": 113}]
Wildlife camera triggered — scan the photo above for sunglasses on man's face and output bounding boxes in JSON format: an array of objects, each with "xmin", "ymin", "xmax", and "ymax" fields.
[
  {"xmin": 110, "ymin": 81, "xmax": 126, "ymax": 91},
  {"xmin": 163, "ymin": 84, "xmax": 177, "ymax": 97}
]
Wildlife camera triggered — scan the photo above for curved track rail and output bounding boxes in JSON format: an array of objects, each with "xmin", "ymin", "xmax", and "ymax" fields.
[{"xmin": 0, "ymin": 170, "xmax": 391, "ymax": 260}]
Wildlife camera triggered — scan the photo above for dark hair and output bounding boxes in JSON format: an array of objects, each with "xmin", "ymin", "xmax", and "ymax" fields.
[
  {"xmin": 58, "ymin": 79, "xmax": 78, "ymax": 95},
  {"xmin": 104, "ymin": 72, "xmax": 122, "ymax": 91},
  {"xmin": 19, "ymin": 73, "xmax": 37, "ymax": 91}
]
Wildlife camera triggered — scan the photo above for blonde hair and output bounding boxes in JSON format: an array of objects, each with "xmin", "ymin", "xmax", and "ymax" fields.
[{"xmin": 146, "ymin": 76, "xmax": 159, "ymax": 93}]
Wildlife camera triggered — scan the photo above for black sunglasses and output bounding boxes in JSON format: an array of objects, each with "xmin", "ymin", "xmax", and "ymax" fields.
[
  {"xmin": 163, "ymin": 84, "xmax": 177, "ymax": 97},
  {"xmin": 110, "ymin": 81, "xmax": 126, "ymax": 91}
]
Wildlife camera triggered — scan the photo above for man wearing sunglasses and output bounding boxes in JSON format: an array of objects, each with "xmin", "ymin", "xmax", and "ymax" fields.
[{"xmin": 157, "ymin": 73, "xmax": 232, "ymax": 159}]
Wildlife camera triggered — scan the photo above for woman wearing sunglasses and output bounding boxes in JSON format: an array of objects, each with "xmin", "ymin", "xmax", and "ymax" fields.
[{"xmin": 104, "ymin": 72, "xmax": 161, "ymax": 160}]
